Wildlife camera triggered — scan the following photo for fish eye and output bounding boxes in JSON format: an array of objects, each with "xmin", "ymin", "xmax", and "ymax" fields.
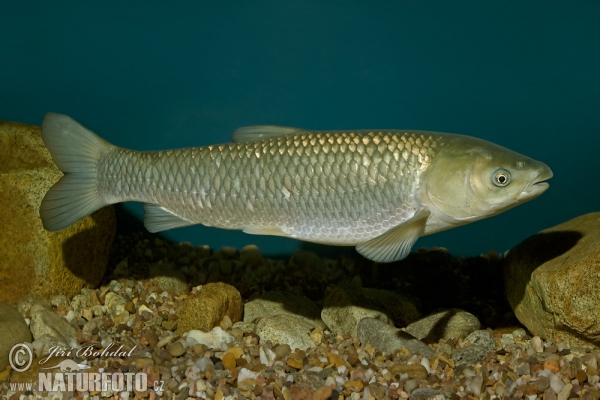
[{"xmin": 493, "ymin": 169, "xmax": 511, "ymax": 187}]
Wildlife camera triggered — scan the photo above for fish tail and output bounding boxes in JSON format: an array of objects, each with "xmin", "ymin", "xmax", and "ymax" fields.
[{"xmin": 40, "ymin": 113, "xmax": 112, "ymax": 231}]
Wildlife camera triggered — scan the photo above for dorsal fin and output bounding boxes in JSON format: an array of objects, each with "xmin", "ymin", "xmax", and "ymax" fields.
[{"xmin": 231, "ymin": 125, "xmax": 301, "ymax": 143}]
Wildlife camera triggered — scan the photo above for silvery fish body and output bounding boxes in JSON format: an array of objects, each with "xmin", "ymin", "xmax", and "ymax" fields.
[{"xmin": 40, "ymin": 113, "xmax": 552, "ymax": 262}]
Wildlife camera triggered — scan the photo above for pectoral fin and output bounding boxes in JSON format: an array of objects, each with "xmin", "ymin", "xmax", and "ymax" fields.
[
  {"xmin": 143, "ymin": 204, "xmax": 194, "ymax": 232},
  {"xmin": 356, "ymin": 209, "xmax": 431, "ymax": 263}
]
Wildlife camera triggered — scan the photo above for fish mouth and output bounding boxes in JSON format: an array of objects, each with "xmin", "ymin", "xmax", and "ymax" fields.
[{"xmin": 517, "ymin": 167, "xmax": 553, "ymax": 201}]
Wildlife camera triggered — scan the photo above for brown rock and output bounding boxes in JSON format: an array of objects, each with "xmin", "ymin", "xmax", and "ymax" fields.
[
  {"xmin": 544, "ymin": 359, "xmax": 559, "ymax": 373},
  {"xmin": 290, "ymin": 383, "xmax": 313, "ymax": 400},
  {"xmin": 344, "ymin": 380, "xmax": 364, "ymax": 391},
  {"xmin": 504, "ymin": 213, "xmax": 600, "ymax": 346},
  {"xmin": 176, "ymin": 282, "xmax": 242, "ymax": 334},
  {"xmin": 312, "ymin": 386, "xmax": 332, "ymax": 400},
  {"xmin": 390, "ymin": 363, "xmax": 429, "ymax": 380},
  {"xmin": 221, "ymin": 351, "xmax": 237, "ymax": 370},
  {"xmin": 0, "ymin": 120, "xmax": 115, "ymax": 304},
  {"xmin": 286, "ymin": 357, "xmax": 304, "ymax": 370},
  {"xmin": 326, "ymin": 352, "xmax": 346, "ymax": 368}
]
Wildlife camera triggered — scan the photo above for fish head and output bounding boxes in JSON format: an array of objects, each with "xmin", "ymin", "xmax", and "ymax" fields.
[{"xmin": 423, "ymin": 135, "xmax": 553, "ymax": 224}]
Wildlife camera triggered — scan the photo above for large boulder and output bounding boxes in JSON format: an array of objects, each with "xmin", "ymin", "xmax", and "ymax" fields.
[
  {"xmin": 0, "ymin": 302, "xmax": 32, "ymax": 370},
  {"xmin": 0, "ymin": 119, "xmax": 115, "ymax": 304},
  {"xmin": 504, "ymin": 212, "xmax": 600, "ymax": 347}
]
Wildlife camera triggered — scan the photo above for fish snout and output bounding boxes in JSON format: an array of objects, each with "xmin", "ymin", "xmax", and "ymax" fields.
[{"xmin": 518, "ymin": 163, "xmax": 553, "ymax": 200}]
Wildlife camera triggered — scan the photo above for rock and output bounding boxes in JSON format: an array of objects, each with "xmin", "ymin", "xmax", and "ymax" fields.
[
  {"xmin": 70, "ymin": 290, "xmax": 92, "ymax": 313},
  {"xmin": 312, "ymin": 386, "xmax": 333, "ymax": 400},
  {"xmin": 321, "ymin": 283, "xmax": 420, "ymax": 337},
  {"xmin": 0, "ymin": 303, "xmax": 33, "ymax": 370},
  {"xmin": 503, "ymin": 212, "xmax": 600, "ymax": 347},
  {"xmin": 390, "ymin": 363, "xmax": 429, "ymax": 379},
  {"xmin": 16, "ymin": 295, "xmax": 52, "ymax": 318},
  {"xmin": 221, "ymin": 351, "xmax": 237, "ymax": 370},
  {"xmin": 149, "ymin": 264, "xmax": 188, "ymax": 295},
  {"xmin": 357, "ymin": 317, "xmax": 434, "ymax": 357},
  {"xmin": 464, "ymin": 330, "xmax": 497, "ymax": 352},
  {"xmin": 410, "ymin": 388, "xmax": 440, "ymax": 399},
  {"xmin": 244, "ymin": 291, "xmax": 325, "ymax": 328},
  {"xmin": 81, "ymin": 316, "xmax": 105, "ymax": 339},
  {"xmin": 49, "ymin": 295, "xmax": 69, "ymax": 308},
  {"xmin": 186, "ymin": 327, "xmax": 235, "ymax": 349},
  {"xmin": 451, "ymin": 345, "xmax": 491, "ymax": 366},
  {"xmin": 177, "ymin": 282, "xmax": 242, "ymax": 334},
  {"xmin": 168, "ymin": 341, "xmax": 186, "ymax": 357},
  {"xmin": 31, "ymin": 334, "xmax": 67, "ymax": 357},
  {"xmin": 362, "ymin": 288, "xmax": 421, "ymax": 327},
  {"xmin": 255, "ymin": 314, "xmax": 317, "ymax": 351},
  {"xmin": 104, "ymin": 292, "xmax": 127, "ymax": 318},
  {"xmin": 29, "ymin": 308, "xmax": 78, "ymax": 347},
  {"xmin": 404, "ymin": 308, "xmax": 480, "ymax": 342},
  {"xmin": 0, "ymin": 120, "xmax": 116, "ymax": 305},
  {"xmin": 10, "ymin": 356, "xmax": 69, "ymax": 385},
  {"xmin": 239, "ymin": 245, "xmax": 265, "ymax": 267}
]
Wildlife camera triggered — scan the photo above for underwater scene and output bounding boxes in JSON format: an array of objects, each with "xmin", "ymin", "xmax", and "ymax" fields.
[{"xmin": 1, "ymin": 2, "xmax": 599, "ymax": 399}]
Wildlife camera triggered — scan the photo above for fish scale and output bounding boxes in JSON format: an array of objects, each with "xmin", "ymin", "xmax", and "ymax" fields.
[
  {"xmin": 40, "ymin": 113, "xmax": 552, "ymax": 262},
  {"xmin": 96, "ymin": 131, "xmax": 436, "ymax": 246}
]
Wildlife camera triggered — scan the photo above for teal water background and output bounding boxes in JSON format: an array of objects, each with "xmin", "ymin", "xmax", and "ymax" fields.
[{"xmin": 2, "ymin": 1, "xmax": 599, "ymax": 258}]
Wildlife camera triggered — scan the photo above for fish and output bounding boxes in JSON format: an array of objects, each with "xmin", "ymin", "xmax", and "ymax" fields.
[{"xmin": 39, "ymin": 113, "xmax": 552, "ymax": 263}]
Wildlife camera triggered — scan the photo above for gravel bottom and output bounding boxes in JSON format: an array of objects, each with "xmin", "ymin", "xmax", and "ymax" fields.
[{"xmin": 3, "ymin": 231, "xmax": 600, "ymax": 400}]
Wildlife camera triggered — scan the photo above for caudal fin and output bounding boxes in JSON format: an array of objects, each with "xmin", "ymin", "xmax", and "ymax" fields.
[{"xmin": 40, "ymin": 113, "xmax": 111, "ymax": 231}]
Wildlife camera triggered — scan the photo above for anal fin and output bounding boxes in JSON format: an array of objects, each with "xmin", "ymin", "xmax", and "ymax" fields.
[
  {"xmin": 243, "ymin": 225, "xmax": 292, "ymax": 238},
  {"xmin": 143, "ymin": 203, "xmax": 194, "ymax": 232},
  {"xmin": 356, "ymin": 209, "xmax": 431, "ymax": 263}
]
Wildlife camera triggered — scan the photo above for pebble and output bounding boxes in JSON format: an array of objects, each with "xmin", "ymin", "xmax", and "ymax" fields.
[
  {"xmin": 321, "ymin": 283, "xmax": 393, "ymax": 337},
  {"xmin": 452, "ymin": 345, "xmax": 491, "ymax": 366},
  {"xmin": 255, "ymin": 314, "xmax": 318, "ymax": 351},
  {"xmin": 168, "ymin": 341, "xmax": 186, "ymax": 357},
  {"xmin": 531, "ymin": 336, "xmax": 544, "ymax": 352},
  {"xmin": 221, "ymin": 351, "xmax": 237, "ymax": 370},
  {"xmin": 274, "ymin": 344, "xmax": 291, "ymax": 358},
  {"xmin": 357, "ymin": 317, "xmax": 434, "ymax": 357},
  {"xmin": 156, "ymin": 335, "xmax": 174, "ymax": 348},
  {"xmin": 534, "ymin": 375, "xmax": 551, "ymax": 391},
  {"xmin": 243, "ymin": 291, "xmax": 325, "ymax": 328},
  {"xmin": 4, "ymin": 233, "xmax": 600, "ymax": 399},
  {"xmin": 312, "ymin": 386, "xmax": 333, "ymax": 400},
  {"xmin": 464, "ymin": 329, "xmax": 496, "ymax": 352},
  {"xmin": 135, "ymin": 357, "xmax": 154, "ymax": 369},
  {"xmin": 545, "ymin": 358, "xmax": 560, "ymax": 373},
  {"xmin": 29, "ymin": 308, "xmax": 78, "ymax": 347},
  {"xmin": 186, "ymin": 327, "xmax": 235, "ymax": 348},
  {"xmin": 287, "ymin": 357, "xmax": 304, "ymax": 369},
  {"xmin": 405, "ymin": 308, "xmax": 481, "ymax": 341}
]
